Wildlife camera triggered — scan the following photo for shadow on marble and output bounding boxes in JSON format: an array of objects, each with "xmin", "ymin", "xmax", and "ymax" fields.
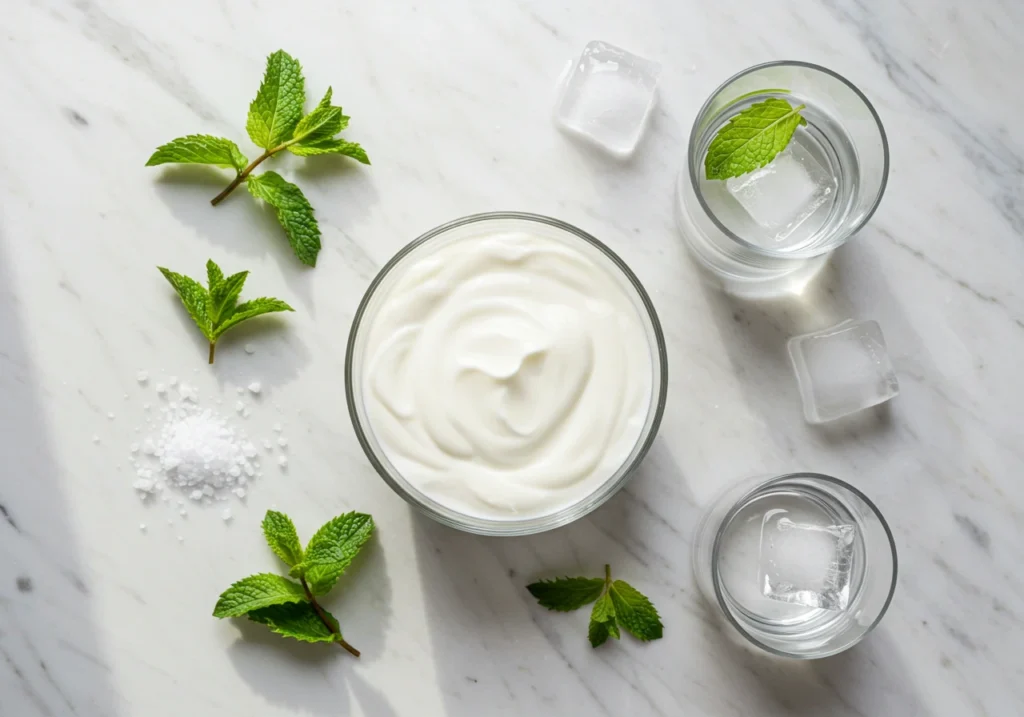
[
  {"xmin": 407, "ymin": 439, "xmax": 700, "ymax": 715},
  {"xmin": 226, "ymin": 618, "xmax": 352, "ymax": 715},
  {"xmin": 150, "ymin": 165, "xmax": 319, "ymax": 311},
  {"xmin": 694, "ymin": 607, "xmax": 930, "ymax": 716},
  {"xmin": 224, "ymin": 535, "xmax": 392, "ymax": 715},
  {"xmin": 0, "ymin": 231, "xmax": 124, "ymax": 715}
]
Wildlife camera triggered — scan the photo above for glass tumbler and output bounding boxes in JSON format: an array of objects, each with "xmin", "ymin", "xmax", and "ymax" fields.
[
  {"xmin": 676, "ymin": 61, "xmax": 889, "ymax": 297},
  {"xmin": 692, "ymin": 472, "xmax": 897, "ymax": 658}
]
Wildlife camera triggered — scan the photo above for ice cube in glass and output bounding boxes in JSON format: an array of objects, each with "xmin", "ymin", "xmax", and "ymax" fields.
[
  {"xmin": 726, "ymin": 143, "xmax": 837, "ymax": 241},
  {"xmin": 554, "ymin": 41, "xmax": 661, "ymax": 157},
  {"xmin": 788, "ymin": 319, "xmax": 899, "ymax": 424},
  {"xmin": 758, "ymin": 509, "xmax": 855, "ymax": 611}
]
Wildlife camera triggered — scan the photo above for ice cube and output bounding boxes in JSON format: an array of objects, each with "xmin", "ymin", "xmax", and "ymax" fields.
[
  {"xmin": 726, "ymin": 143, "xmax": 836, "ymax": 241},
  {"xmin": 788, "ymin": 319, "xmax": 899, "ymax": 423},
  {"xmin": 553, "ymin": 41, "xmax": 661, "ymax": 157},
  {"xmin": 758, "ymin": 509, "xmax": 855, "ymax": 611}
]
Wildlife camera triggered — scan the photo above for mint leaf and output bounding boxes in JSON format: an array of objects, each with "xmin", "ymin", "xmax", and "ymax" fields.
[
  {"xmin": 704, "ymin": 98, "xmax": 806, "ymax": 180},
  {"xmin": 262, "ymin": 510, "xmax": 304, "ymax": 568},
  {"xmin": 607, "ymin": 580, "xmax": 663, "ymax": 641},
  {"xmin": 158, "ymin": 261, "xmax": 292, "ymax": 363},
  {"xmin": 247, "ymin": 601, "xmax": 341, "ymax": 644},
  {"xmin": 291, "ymin": 512, "xmax": 374, "ymax": 595},
  {"xmin": 146, "ymin": 134, "xmax": 248, "ymax": 172},
  {"xmin": 587, "ymin": 592, "xmax": 619, "ymax": 647},
  {"xmin": 288, "ymin": 139, "xmax": 369, "ymax": 164},
  {"xmin": 213, "ymin": 297, "xmax": 293, "ymax": 338},
  {"xmin": 290, "ymin": 87, "xmax": 346, "ymax": 146},
  {"xmin": 246, "ymin": 50, "xmax": 305, "ymax": 149},
  {"xmin": 212, "ymin": 573, "xmax": 306, "ymax": 618},
  {"xmin": 157, "ymin": 267, "xmax": 212, "ymax": 341},
  {"xmin": 246, "ymin": 171, "xmax": 322, "ymax": 266},
  {"xmin": 209, "ymin": 270, "xmax": 249, "ymax": 325},
  {"xmin": 526, "ymin": 577, "xmax": 606, "ymax": 612}
]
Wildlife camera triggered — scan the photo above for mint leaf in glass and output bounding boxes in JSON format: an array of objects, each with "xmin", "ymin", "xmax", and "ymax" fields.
[{"xmin": 704, "ymin": 97, "xmax": 806, "ymax": 180}]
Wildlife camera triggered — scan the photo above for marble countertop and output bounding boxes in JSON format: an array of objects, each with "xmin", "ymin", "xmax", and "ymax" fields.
[{"xmin": 2, "ymin": 1, "xmax": 1022, "ymax": 715}]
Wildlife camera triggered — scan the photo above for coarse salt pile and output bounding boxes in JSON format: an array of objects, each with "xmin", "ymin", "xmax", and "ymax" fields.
[{"xmin": 128, "ymin": 378, "xmax": 290, "ymax": 509}]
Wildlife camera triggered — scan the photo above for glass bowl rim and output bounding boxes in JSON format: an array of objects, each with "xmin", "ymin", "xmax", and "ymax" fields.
[
  {"xmin": 344, "ymin": 211, "xmax": 669, "ymax": 536},
  {"xmin": 710, "ymin": 471, "xmax": 899, "ymax": 659},
  {"xmin": 686, "ymin": 60, "xmax": 891, "ymax": 260}
]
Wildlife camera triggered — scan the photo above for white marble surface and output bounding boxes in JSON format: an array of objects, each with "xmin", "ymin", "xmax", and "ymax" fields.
[{"xmin": 1, "ymin": 0, "xmax": 1022, "ymax": 715}]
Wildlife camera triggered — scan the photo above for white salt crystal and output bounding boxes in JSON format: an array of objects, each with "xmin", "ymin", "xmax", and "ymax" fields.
[
  {"xmin": 277, "ymin": 437, "xmax": 288, "ymax": 448},
  {"xmin": 244, "ymin": 344, "xmax": 256, "ymax": 354},
  {"xmin": 130, "ymin": 443, "xmax": 139, "ymax": 453},
  {"xmin": 233, "ymin": 487, "xmax": 247, "ymax": 499},
  {"xmin": 155, "ymin": 383, "xmax": 167, "ymax": 395},
  {"xmin": 178, "ymin": 383, "xmax": 198, "ymax": 402},
  {"xmin": 139, "ymin": 523, "xmax": 147, "ymax": 532},
  {"xmin": 248, "ymin": 382, "xmax": 261, "ymax": 394},
  {"xmin": 189, "ymin": 490, "xmax": 203, "ymax": 501},
  {"xmin": 107, "ymin": 412, "xmax": 115, "ymax": 419},
  {"xmin": 177, "ymin": 535, "xmax": 184, "ymax": 542},
  {"xmin": 202, "ymin": 485, "xmax": 214, "ymax": 497},
  {"xmin": 221, "ymin": 508, "xmax": 232, "ymax": 521},
  {"xmin": 262, "ymin": 439, "xmax": 273, "ymax": 451},
  {"xmin": 133, "ymin": 478, "xmax": 155, "ymax": 493},
  {"xmin": 169, "ymin": 376, "xmax": 178, "ymax": 386},
  {"xmin": 241, "ymin": 408, "xmax": 250, "ymax": 419},
  {"xmin": 236, "ymin": 387, "xmax": 244, "ymax": 395},
  {"xmin": 273, "ymin": 423, "xmax": 283, "ymax": 432},
  {"xmin": 92, "ymin": 435, "xmax": 100, "ymax": 444},
  {"xmin": 137, "ymin": 370, "xmax": 149, "ymax": 383},
  {"xmin": 277, "ymin": 455, "xmax": 288, "ymax": 468},
  {"xmin": 179, "ymin": 508, "xmax": 188, "ymax": 517},
  {"xmin": 235, "ymin": 401, "xmax": 245, "ymax": 413},
  {"xmin": 167, "ymin": 518, "xmax": 174, "ymax": 525}
]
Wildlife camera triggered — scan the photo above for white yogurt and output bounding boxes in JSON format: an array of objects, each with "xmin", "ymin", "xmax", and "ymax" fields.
[{"xmin": 360, "ymin": 231, "xmax": 654, "ymax": 520}]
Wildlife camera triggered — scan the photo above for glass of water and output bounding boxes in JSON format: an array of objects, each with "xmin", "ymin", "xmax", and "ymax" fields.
[
  {"xmin": 676, "ymin": 62, "xmax": 888, "ymax": 297},
  {"xmin": 692, "ymin": 472, "xmax": 897, "ymax": 658}
]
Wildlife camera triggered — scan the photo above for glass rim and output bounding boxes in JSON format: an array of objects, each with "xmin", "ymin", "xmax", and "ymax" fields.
[
  {"xmin": 710, "ymin": 471, "xmax": 899, "ymax": 659},
  {"xmin": 686, "ymin": 60, "xmax": 890, "ymax": 259},
  {"xmin": 344, "ymin": 211, "xmax": 669, "ymax": 536}
]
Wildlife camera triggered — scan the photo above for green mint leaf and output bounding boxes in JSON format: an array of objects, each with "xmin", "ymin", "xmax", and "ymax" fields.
[
  {"xmin": 587, "ymin": 592, "xmax": 619, "ymax": 647},
  {"xmin": 312, "ymin": 86, "xmax": 333, "ymax": 112},
  {"xmin": 246, "ymin": 50, "xmax": 305, "ymax": 149},
  {"xmin": 209, "ymin": 270, "xmax": 249, "ymax": 325},
  {"xmin": 206, "ymin": 259, "xmax": 225, "ymax": 290},
  {"xmin": 291, "ymin": 512, "xmax": 374, "ymax": 595},
  {"xmin": 289, "ymin": 88, "xmax": 345, "ymax": 146},
  {"xmin": 157, "ymin": 266, "xmax": 212, "ymax": 341},
  {"xmin": 704, "ymin": 98, "xmax": 807, "ymax": 180},
  {"xmin": 246, "ymin": 171, "xmax": 322, "ymax": 266},
  {"xmin": 262, "ymin": 510, "xmax": 304, "ymax": 568},
  {"xmin": 607, "ymin": 580, "xmax": 663, "ymax": 641},
  {"xmin": 212, "ymin": 573, "xmax": 307, "ymax": 618},
  {"xmin": 526, "ymin": 577, "xmax": 606, "ymax": 612},
  {"xmin": 213, "ymin": 296, "xmax": 293, "ymax": 339},
  {"xmin": 145, "ymin": 134, "xmax": 248, "ymax": 172},
  {"xmin": 246, "ymin": 601, "xmax": 341, "ymax": 644},
  {"xmin": 588, "ymin": 615, "xmax": 621, "ymax": 648},
  {"xmin": 288, "ymin": 139, "xmax": 368, "ymax": 164},
  {"xmin": 160, "ymin": 261, "xmax": 290, "ymax": 363}
]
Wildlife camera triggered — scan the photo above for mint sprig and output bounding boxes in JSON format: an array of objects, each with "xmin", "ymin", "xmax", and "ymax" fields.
[
  {"xmin": 527, "ymin": 565, "xmax": 663, "ymax": 648},
  {"xmin": 146, "ymin": 50, "xmax": 370, "ymax": 267},
  {"xmin": 704, "ymin": 97, "xmax": 806, "ymax": 180},
  {"xmin": 213, "ymin": 510, "xmax": 375, "ymax": 656},
  {"xmin": 158, "ymin": 259, "xmax": 293, "ymax": 363}
]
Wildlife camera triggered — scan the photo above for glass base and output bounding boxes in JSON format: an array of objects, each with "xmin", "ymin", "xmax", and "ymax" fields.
[{"xmin": 675, "ymin": 171, "xmax": 830, "ymax": 298}]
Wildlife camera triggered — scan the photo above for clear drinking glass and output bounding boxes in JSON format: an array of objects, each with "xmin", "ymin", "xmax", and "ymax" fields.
[
  {"xmin": 676, "ymin": 61, "xmax": 889, "ymax": 297},
  {"xmin": 692, "ymin": 472, "xmax": 897, "ymax": 658}
]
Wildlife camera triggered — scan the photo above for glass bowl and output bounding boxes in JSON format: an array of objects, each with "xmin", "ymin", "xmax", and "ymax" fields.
[{"xmin": 345, "ymin": 212, "xmax": 668, "ymax": 535}]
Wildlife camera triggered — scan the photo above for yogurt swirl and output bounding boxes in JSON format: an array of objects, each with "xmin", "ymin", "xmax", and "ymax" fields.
[{"xmin": 361, "ymin": 230, "xmax": 654, "ymax": 519}]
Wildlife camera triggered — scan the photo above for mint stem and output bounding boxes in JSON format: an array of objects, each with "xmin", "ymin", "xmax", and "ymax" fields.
[
  {"xmin": 208, "ymin": 341, "xmax": 216, "ymax": 365},
  {"xmin": 210, "ymin": 147, "xmax": 278, "ymax": 206},
  {"xmin": 300, "ymin": 577, "xmax": 360, "ymax": 657},
  {"xmin": 604, "ymin": 564, "xmax": 611, "ymax": 585}
]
